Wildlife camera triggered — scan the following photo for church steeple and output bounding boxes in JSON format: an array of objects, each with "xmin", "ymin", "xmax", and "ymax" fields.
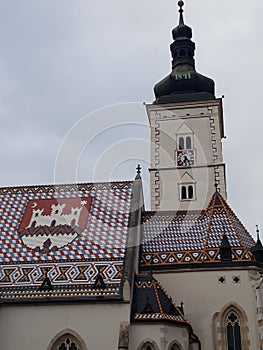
[
  {"xmin": 171, "ymin": 0, "xmax": 194, "ymax": 68},
  {"xmin": 147, "ymin": 1, "xmax": 226, "ymax": 212},
  {"xmin": 154, "ymin": 1, "xmax": 215, "ymax": 104}
]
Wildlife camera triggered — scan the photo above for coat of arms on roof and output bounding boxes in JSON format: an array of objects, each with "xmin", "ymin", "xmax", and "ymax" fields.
[{"xmin": 18, "ymin": 197, "xmax": 92, "ymax": 253}]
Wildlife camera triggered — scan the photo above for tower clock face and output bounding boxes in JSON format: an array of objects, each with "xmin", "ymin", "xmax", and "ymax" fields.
[{"xmin": 177, "ymin": 150, "xmax": 194, "ymax": 166}]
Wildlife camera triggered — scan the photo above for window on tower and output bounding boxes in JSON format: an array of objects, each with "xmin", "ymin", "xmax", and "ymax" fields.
[
  {"xmin": 186, "ymin": 136, "xmax": 192, "ymax": 149},
  {"xmin": 176, "ymin": 132, "xmax": 194, "ymax": 167},
  {"xmin": 180, "ymin": 184, "xmax": 194, "ymax": 201},
  {"xmin": 179, "ymin": 136, "xmax": 184, "ymax": 150},
  {"xmin": 188, "ymin": 185, "xmax": 193, "ymax": 199},
  {"xmin": 181, "ymin": 186, "xmax": 187, "ymax": 200},
  {"xmin": 178, "ymin": 172, "xmax": 196, "ymax": 202},
  {"xmin": 177, "ymin": 134, "xmax": 193, "ymax": 151}
]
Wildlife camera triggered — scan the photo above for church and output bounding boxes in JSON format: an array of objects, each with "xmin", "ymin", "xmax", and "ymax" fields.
[{"xmin": 0, "ymin": 1, "xmax": 262, "ymax": 349}]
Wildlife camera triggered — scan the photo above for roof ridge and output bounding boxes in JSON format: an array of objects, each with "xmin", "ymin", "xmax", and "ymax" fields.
[
  {"xmin": 217, "ymin": 192, "xmax": 253, "ymax": 252},
  {"xmin": 153, "ymin": 280, "xmax": 164, "ymax": 315},
  {"xmin": 144, "ymin": 210, "xmax": 203, "ymax": 216},
  {"xmin": 156, "ymin": 281, "xmax": 187, "ymax": 321},
  {"xmin": 203, "ymin": 192, "xmax": 217, "ymax": 251}
]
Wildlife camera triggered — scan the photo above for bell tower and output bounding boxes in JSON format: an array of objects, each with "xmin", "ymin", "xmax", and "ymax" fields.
[{"xmin": 147, "ymin": 1, "xmax": 226, "ymax": 211}]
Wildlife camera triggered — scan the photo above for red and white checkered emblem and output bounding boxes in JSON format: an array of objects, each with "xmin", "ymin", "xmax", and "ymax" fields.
[{"xmin": 18, "ymin": 197, "xmax": 92, "ymax": 253}]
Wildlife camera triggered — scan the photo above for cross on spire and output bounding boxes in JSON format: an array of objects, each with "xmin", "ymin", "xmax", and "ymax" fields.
[{"xmin": 135, "ymin": 164, "xmax": 142, "ymax": 180}]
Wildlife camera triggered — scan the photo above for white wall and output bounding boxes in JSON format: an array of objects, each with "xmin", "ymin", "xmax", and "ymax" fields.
[
  {"xmin": 155, "ymin": 267, "xmax": 260, "ymax": 349},
  {"xmin": 0, "ymin": 302, "xmax": 130, "ymax": 350}
]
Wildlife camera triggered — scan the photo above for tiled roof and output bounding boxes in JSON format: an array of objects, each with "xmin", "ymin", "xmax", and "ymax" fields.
[
  {"xmin": 0, "ymin": 181, "xmax": 133, "ymax": 302},
  {"xmin": 131, "ymin": 273, "xmax": 189, "ymax": 325},
  {"xmin": 141, "ymin": 192, "xmax": 255, "ymax": 268}
]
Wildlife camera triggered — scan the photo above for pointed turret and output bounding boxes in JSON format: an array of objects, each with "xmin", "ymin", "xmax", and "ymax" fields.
[
  {"xmin": 252, "ymin": 226, "xmax": 263, "ymax": 263},
  {"xmin": 154, "ymin": 1, "xmax": 215, "ymax": 104}
]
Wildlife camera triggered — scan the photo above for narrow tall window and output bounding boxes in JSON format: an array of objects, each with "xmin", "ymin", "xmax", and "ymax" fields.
[
  {"xmin": 213, "ymin": 304, "xmax": 249, "ymax": 350},
  {"xmin": 180, "ymin": 184, "xmax": 195, "ymax": 201},
  {"xmin": 181, "ymin": 186, "xmax": 187, "ymax": 200},
  {"xmin": 186, "ymin": 136, "xmax": 191, "ymax": 149},
  {"xmin": 178, "ymin": 136, "xmax": 193, "ymax": 150},
  {"xmin": 188, "ymin": 185, "xmax": 193, "ymax": 199},
  {"xmin": 226, "ymin": 311, "xmax": 242, "ymax": 350},
  {"xmin": 179, "ymin": 137, "xmax": 184, "ymax": 150}
]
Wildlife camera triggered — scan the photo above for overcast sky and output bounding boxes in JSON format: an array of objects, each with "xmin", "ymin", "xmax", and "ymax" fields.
[{"xmin": 0, "ymin": 0, "xmax": 262, "ymax": 237}]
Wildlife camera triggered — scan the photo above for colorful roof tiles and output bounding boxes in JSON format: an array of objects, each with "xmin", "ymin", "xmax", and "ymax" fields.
[
  {"xmin": 132, "ymin": 273, "xmax": 189, "ymax": 325},
  {"xmin": 0, "ymin": 181, "xmax": 133, "ymax": 302},
  {"xmin": 141, "ymin": 192, "xmax": 255, "ymax": 268}
]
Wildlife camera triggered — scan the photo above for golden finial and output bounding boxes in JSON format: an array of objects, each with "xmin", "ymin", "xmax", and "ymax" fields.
[{"xmin": 178, "ymin": 0, "xmax": 184, "ymax": 10}]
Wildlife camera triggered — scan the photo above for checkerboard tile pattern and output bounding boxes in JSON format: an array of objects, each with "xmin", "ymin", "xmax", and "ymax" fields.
[
  {"xmin": 141, "ymin": 192, "xmax": 255, "ymax": 267},
  {"xmin": 0, "ymin": 182, "xmax": 133, "ymax": 290}
]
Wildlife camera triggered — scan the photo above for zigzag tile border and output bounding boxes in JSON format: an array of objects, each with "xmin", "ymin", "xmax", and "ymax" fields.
[
  {"xmin": 0, "ymin": 260, "xmax": 123, "ymax": 287},
  {"xmin": 141, "ymin": 247, "xmax": 251, "ymax": 267}
]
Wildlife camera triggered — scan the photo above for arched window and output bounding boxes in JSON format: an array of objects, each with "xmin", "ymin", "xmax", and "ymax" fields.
[
  {"xmin": 177, "ymin": 135, "xmax": 193, "ymax": 151},
  {"xmin": 213, "ymin": 303, "xmax": 249, "ymax": 350},
  {"xmin": 186, "ymin": 136, "xmax": 191, "ymax": 149},
  {"xmin": 146, "ymin": 346, "xmax": 153, "ymax": 350},
  {"xmin": 226, "ymin": 311, "xmax": 242, "ymax": 350},
  {"xmin": 48, "ymin": 332, "xmax": 87, "ymax": 350},
  {"xmin": 188, "ymin": 185, "xmax": 193, "ymax": 199},
  {"xmin": 141, "ymin": 343, "xmax": 154, "ymax": 350},
  {"xmin": 138, "ymin": 340, "xmax": 158, "ymax": 350},
  {"xmin": 54, "ymin": 336, "xmax": 80, "ymax": 350},
  {"xmin": 170, "ymin": 344, "xmax": 181, "ymax": 350},
  {"xmin": 180, "ymin": 184, "xmax": 195, "ymax": 201},
  {"xmin": 181, "ymin": 186, "xmax": 187, "ymax": 200},
  {"xmin": 179, "ymin": 137, "xmax": 184, "ymax": 150}
]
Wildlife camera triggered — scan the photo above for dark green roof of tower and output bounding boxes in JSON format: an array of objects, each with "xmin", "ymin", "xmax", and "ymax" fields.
[{"xmin": 154, "ymin": 1, "xmax": 215, "ymax": 104}]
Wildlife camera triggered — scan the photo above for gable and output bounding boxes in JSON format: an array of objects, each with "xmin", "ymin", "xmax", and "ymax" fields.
[
  {"xmin": 178, "ymin": 172, "xmax": 195, "ymax": 184},
  {"xmin": 175, "ymin": 122, "xmax": 194, "ymax": 135}
]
